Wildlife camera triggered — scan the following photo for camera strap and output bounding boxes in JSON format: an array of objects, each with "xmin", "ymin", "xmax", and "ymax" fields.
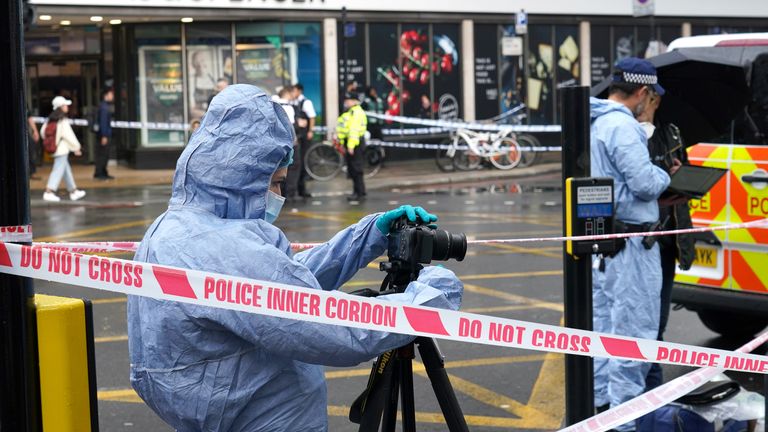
[{"xmin": 349, "ymin": 349, "xmax": 397, "ymax": 428}]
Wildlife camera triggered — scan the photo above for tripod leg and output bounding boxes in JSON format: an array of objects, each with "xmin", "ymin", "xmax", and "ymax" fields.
[
  {"xmin": 381, "ymin": 359, "xmax": 400, "ymax": 431},
  {"xmin": 416, "ymin": 337, "xmax": 469, "ymax": 432},
  {"xmin": 399, "ymin": 345, "xmax": 416, "ymax": 432}
]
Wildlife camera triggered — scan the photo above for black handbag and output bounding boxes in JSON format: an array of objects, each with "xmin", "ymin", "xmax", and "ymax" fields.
[{"xmin": 676, "ymin": 380, "xmax": 741, "ymax": 405}]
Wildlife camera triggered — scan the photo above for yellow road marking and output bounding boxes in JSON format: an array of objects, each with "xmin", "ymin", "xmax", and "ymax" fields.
[
  {"xmin": 463, "ymin": 283, "xmax": 564, "ymax": 312},
  {"xmin": 34, "ymin": 219, "xmax": 154, "ymax": 242},
  {"xmin": 95, "ymin": 335, "xmax": 129, "ymax": 343}
]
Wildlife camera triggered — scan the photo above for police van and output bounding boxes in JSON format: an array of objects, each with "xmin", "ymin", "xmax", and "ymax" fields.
[{"xmin": 667, "ymin": 33, "xmax": 768, "ymax": 338}]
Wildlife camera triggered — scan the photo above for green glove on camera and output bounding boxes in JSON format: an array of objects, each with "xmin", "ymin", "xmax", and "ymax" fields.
[{"xmin": 375, "ymin": 205, "xmax": 438, "ymax": 235}]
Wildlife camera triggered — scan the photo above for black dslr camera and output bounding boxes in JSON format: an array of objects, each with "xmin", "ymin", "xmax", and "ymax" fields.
[
  {"xmin": 376, "ymin": 216, "xmax": 466, "ymax": 294},
  {"xmin": 387, "ymin": 217, "xmax": 466, "ymax": 266}
]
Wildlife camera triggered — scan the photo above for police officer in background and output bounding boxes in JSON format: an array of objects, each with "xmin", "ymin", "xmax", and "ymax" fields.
[
  {"xmin": 337, "ymin": 93, "xmax": 368, "ymax": 201},
  {"xmin": 589, "ymin": 58, "xmax": 675, "ymax": 429}
]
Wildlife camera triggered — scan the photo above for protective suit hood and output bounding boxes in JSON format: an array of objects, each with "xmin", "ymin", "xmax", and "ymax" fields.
[{"xmin": 170, "ymin": 84, "xmax": 295, "ymax": 220}]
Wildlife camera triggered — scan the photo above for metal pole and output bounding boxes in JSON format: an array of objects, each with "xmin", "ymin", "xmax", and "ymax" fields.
[
  {"xmin": 0, "ymin": 0, "xmax": 41, "ymax": 430},
  {"xmin": 560, "ymin": 86, "xmax": 594, "ymax": 424}
]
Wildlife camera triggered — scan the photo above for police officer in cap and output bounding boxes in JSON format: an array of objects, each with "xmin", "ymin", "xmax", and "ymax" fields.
[{"xmin": 337, "ymin": 92, "xmax": 368, "ymax": 201}]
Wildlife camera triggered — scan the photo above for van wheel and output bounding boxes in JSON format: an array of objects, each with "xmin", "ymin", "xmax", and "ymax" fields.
[{"xmin": 696, "ymin": 309, "xmax": 768, "ymax": 339}]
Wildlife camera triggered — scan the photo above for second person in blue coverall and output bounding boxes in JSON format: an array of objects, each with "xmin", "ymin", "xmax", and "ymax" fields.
[
  {"xmin": 590, "ymin": 58, "xmax": 671, "ymax": 429},
  {"xmin": 126, "ymin": 84, "xmax": 464, "ymax": 431}
]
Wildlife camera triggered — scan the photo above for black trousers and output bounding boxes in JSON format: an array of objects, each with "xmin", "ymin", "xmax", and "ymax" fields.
[
  {"xmin": 345, "ymin": 141, "xmax": 366, "ymax": 197},
  {"xmin": 297, "ymin": 136, "xmax": 310, "ymax": 195},
  {"xmin": 284, "ymin": 143, "xmax": 302, "ymax": 198},
  {"xmin": 94, "ymin": 137, "xmax": 111, "ymax": 178}
]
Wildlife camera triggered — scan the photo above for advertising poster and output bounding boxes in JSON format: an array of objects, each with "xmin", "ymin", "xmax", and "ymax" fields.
[
  {"xmin": 338, "ymin": 22, "xmax": 366, "ymax": 95},
  {"xmin": 139, "ymin": 46, "xmax": 184, "ymax": 147},
  {"xmin": 187, "ymin": 46, "xmax": 233, "ymax": 120},
  {"xmin": 474, "ymin": 24, "xmax": 500, "ymax": 120},
  {"xmin": 500, "ymin": 25, "xmax": 525, "ymax": 117},
  {"xmin": 235, "ymin": 43, "xmax": 297, "ymax": 95},
  {"xmin": 433, "ymin": 24, "xmax": 461, "ymax": 120}
]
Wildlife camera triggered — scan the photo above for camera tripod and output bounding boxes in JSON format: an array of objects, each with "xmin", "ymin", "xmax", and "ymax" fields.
[{"xmin": 349, "ymin": 263, "xmax": 469, "ymax": 432}]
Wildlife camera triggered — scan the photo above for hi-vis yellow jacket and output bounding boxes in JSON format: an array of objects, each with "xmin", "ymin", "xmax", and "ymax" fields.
[{"xmin": 336, "ymin": 104, "xmax": 367, "ymax": 150}]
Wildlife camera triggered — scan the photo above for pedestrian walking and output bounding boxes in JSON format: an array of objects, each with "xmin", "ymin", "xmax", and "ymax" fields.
[
  {"xmin": 94, "ymin": 88, "xmax": 115, "ymax": 180},
  {"xmin": 41, "ymin": 96, "xmax": 86, "ymax": 202},
  {"xmin": 337, "ymin": 93, "xmax": 368, "ymax": 201}
]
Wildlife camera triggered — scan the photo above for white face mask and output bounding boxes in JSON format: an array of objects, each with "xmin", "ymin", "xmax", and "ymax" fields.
[
  {"xmin": 640, "ymin": 122, "xmax": 656, "ymax": 139},
  {"xmin": 264, "ymin": 190, "xmax": 286, "ymax": 224}
]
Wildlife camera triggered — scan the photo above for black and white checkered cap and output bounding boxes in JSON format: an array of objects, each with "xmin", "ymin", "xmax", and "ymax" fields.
[{"xmin": 622, "ymin": 72, "xmax": 658, "ymax": 85}]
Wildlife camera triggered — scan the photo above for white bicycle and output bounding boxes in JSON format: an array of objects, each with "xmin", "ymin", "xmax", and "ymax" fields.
[{"xmin": 444, "ymin": 128, "xmax": 523, "ymax": 171}]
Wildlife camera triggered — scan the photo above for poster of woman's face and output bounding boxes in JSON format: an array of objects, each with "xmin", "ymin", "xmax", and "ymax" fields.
[{"xmin": 187, "ymin": 46, "xmax": 230, "ymax": 120}]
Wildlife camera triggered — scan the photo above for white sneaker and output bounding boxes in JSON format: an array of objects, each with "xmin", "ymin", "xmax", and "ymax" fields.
[
  {"xmin": 69, "ymin": 190, "xmax": 86, "ymax": 201},
  {"xmin": 42, "ymin": 191, "xmax": 61, "ymax": 202}
]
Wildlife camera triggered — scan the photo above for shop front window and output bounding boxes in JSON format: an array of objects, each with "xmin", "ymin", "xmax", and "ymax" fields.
[
  {"xmin": 338, "ymin": 21, "xmax": 366, "ymax": 98},
  {"xmin": 474, "ymin": 24, "xmax": 500, "ymax": 120},
  {"xmin": 527, "ymin": 25, "xmax": 554, "ymax": 124},
  {"xmin": 186, "ymin": 23, "xmax": 232, "ymax": 122},
  {"xmin": 235, "ymin": 22, "xmax": 294, "ymax": 95},
  {"xmin": 432, "ymin": 23, "xmax": 461, "ymax": 120},
  {"xmin": 284, "ymin": 22, "xmax": 323, "ymax": 122},
  {"xmin": 368, "ymin": 23, "xmax": 399, "ymax": 117},
  {"xmin": 500, "ymin": 25, "xmax": 525, "ymax": 116},
  {"xmin": 135, "ymin": 24, "xmax": 185, "ymax": 148}
]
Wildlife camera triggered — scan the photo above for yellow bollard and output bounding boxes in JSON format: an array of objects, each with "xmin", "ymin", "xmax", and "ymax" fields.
[{"xmin": 35, "ymin": 294, "xmax": 98, "ymax": 432}]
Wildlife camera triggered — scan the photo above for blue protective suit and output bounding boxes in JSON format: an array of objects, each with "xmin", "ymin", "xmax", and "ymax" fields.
[
  {"xmin": 589, "ymin": 97, "xmax": 670, "ymax": 427},
  {"xmin": 126, "ymin": 85, "xmax": 463, "ymax": 432}
]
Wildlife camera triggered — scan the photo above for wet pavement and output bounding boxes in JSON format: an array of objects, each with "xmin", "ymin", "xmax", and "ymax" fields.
[{"xmin": 27, "ymin": 168, "xmax": 768, "ymax": 431}]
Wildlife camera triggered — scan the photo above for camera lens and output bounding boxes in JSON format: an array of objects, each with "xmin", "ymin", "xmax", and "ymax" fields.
[{"xmin": 431, "ymin": 229, "xmax": 467, "ymax": 262}]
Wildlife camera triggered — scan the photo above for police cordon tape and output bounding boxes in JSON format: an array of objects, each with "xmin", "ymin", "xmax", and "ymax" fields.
[
  {"xmin": 32, "ymin": 114, "xmax": 561, "ymax": 136},
  {"xmin": 32, "ymin": 219, "xmax": 768, "ymax": 254},
  {"xmin": 1, "ymin": 240, "xmax": 767, "ymax": 376},
  {"xmin": 365, "ymin": 111, "xmax": 563, "ymax": 133},
  {"xmin": 367, "ymin": 139, "xmax": 562, "ymax": 152},
  {"xmin": 560, "ymin": 329, "xmax": 768, "ymax": 432},
  {"xmin": 0, "ymin": 225, "xmax": 33, "ymax": 243}
]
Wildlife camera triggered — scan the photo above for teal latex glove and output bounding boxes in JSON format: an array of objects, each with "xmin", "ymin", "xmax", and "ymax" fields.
[{"xmin": 375, "ymin": 205, "xmax": 438, "ymax": 234}]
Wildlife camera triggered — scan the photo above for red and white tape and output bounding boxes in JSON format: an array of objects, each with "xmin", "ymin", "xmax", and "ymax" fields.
[
  {"xmin": 1, "ymin": 241, "xmax": 767, "ymax": 375},
  {"xmin": 560, "ymin": 330, "xmax": 768, "ymax": 432},
  {"xmin": 0, "ymin": 225, "xmax": 33, "ymax": 243},
  {"xmin": 31, "ymin": 218, "xmax": 768, "ymax": 254}
]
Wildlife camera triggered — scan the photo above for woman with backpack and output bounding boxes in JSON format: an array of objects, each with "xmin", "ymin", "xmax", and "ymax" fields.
[{"xmin": 41, "ymin": 96, "xmax": 86, "ymax": 202}]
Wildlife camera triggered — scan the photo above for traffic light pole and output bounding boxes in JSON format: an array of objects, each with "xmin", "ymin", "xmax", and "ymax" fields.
[
  {"xmin": 0, "ymin": 0, "xmax": 42, "ymax": 430},
  {"xmin": 560, "ymin": 86, "xmax": 595, "ymax": 424}
]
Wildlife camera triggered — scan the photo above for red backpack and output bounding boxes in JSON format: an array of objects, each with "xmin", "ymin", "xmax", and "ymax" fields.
[{"xmin": 43, "ymin": 121, "xmax": 58, "ymax": 154}]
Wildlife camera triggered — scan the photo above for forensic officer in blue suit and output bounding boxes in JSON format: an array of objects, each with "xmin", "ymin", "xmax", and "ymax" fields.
[
  {"xmin": 127, "ymin": 84, "xmax": 463, "ymax": 432},
  {"xmin": 590, "ymin": 58, "xmax": 672, "ymax": 428}
]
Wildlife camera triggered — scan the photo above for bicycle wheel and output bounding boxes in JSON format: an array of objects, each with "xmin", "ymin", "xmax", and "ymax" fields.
[
  {"xmin": 489, "ymin": 137, "xmax": 522, "ymax": 170},
  {"xmin": 516, "ymin": 134, "xmax": 541, "ymax": 168},
  {"xmin": 435, "ymin": 138, "xmax": 455, "ymax": 172},
  {"xmin": 304, "ymin": 143, "xmax": 343, "ymax": 181},
  {"xmin": 452, "ymin": 136, "xmax": 483, "ymax": 171},
  {"xmin": 363, "ymin": 146, "xmax": 385, "ymax": 178}
]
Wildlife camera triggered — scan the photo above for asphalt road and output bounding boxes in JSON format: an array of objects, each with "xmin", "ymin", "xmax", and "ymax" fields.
[{"xmin": 28, "ymin": 173, "xmax": 767, "ymax": 431}]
